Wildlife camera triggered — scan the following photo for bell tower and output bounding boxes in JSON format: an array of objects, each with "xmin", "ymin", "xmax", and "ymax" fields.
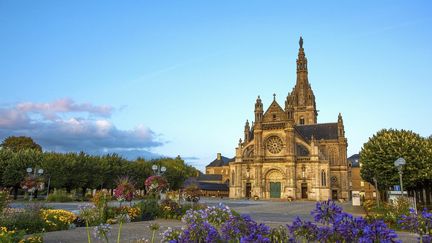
[{"xmin": 286, "ymin": 37, "xmax": 317, "ymax": 125}]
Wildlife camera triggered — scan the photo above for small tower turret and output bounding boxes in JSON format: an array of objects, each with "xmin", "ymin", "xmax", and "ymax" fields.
[
  {"xmin": 338, "ymin": 113, "xmax": 345, "ymax": 138},
  {"xmin": 244, "ymin": 120, "xmax": 251, "ymax": 142},
  {"xmin": 254, "ymin": 96, "xmax": 263, "ymax": 124}
]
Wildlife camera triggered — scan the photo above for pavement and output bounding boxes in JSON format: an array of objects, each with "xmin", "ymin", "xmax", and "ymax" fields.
[{"xmin": 13, "ymin": 198, "xmax": 418, "ymax": 242}]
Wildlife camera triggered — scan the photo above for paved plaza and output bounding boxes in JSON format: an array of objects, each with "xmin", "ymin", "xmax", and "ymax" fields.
[{"xmin": 23, "ymin": 198, "xmax": 416, "ymax": 242}]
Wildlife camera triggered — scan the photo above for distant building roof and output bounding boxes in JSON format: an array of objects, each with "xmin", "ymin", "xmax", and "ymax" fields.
[
  {"xmin": 182, "ymin": 178, "xmax": 229, "ymax": 191},
  {"xmin": 348, "ymin": 154, "xmax": 360, "ymax": 167},
  {"xmin": 206, "ymin": 153, "xmax": 233, "ymax": 167},
  {"xmin": 197, "ymin": 174, "xmax": 222, "ymax": 181},
  {"xmin": 295, "ymin": 123, "xmax": 339, "ymax": 140},
  {"xmin": 197, "ymin": 182, "xmax": 229, "ymax": 191}
]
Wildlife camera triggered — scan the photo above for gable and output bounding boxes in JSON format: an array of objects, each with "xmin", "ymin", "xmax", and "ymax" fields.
[{"xmin": 263, "ymin": 100, "xmax": 287, "ymax": 122}]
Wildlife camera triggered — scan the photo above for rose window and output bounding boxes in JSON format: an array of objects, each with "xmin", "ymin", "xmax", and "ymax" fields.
[{"xmin": 266, "ymin": 136, "xmax": 283, "ymax": 154}]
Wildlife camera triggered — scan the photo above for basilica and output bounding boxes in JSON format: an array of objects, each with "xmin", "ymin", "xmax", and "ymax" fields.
[{"xmin": 228, "ymin": 37, "xmax": 350, "ymax": 201}]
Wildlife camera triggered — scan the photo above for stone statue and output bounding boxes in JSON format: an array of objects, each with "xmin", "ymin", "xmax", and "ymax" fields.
[{"xmin": 299, "ymin": 36, "xmax": 303, "ymax": 48}]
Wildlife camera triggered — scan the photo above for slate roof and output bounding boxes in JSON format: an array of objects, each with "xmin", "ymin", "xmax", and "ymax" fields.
[
  {"xmin": 197, "ymin": 182, "xmax": 229, "ymax": 191},
  {"xmin": 295, "ymin": 123, "xmax": 338, "ymax": 140},
  {"xmin": 347, "ymin": 154, "xmax": 360, "ymax": 167},
  {"xmin": 182, "ymin": 178, "xmax": 229, "ymax": 191},
  {"xmin": 206, "ymin": 156, "xmax": 233, "ymax": 167},
  {"xmin": 197, "ymin": 174, "xmax": 222, "ymax": 181}
]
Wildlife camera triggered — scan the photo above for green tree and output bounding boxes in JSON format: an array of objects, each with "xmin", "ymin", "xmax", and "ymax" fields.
[
  {"xmin": 99, "ymin": 154, "xmax": 128, "ymax": 190},
  {"xmin": 0, "ymin": 148, "xmax": 14, "ymax": 187},
  {"xmin": 2, "ymin": 149, "xmax": 42, "ymax": 199},
  {"xmin": 126, "ymin": 158, "xmax": 152, "ymax": 190},
  {"xmin": 1, "ymin": 136, "xmax": 42, "ymax": 152},
  {"xmin": 156, "ymin": 157, "xmax": 198, "ymax": 190},
  {"xmin": 360, "ymin": 129, "xmax": 431, "ymax": 192}
]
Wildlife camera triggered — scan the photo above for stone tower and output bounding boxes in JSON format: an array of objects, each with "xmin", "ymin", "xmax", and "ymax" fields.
[{"xmin": 286, "ymin": 37, "xmax": 318, "ymax": 125}]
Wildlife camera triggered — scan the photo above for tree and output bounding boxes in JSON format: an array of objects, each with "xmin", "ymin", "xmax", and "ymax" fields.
[
  {"xmin": 360, "ymin": 129, "xmax": 431, "ymax": 192},
  {"xmin": 2, "ymin": 149, "xmax": 42, "ymax": 199},
  {"xmin": 157, "ymin": 157, "xmax": 198, "ymax": 190},
  {"xmin": 0, "ymin": 149, "xmax": 14, "ymax": 187},
  {"xmin": 1, "ymin": 136, "xmax": 42, "ymax": 152}
]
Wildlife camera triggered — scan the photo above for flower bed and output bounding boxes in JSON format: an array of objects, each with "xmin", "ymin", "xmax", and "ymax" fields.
[
  {"xmin": 162, "ymin": 200, "xmax": 401, "ymax": 242},
  {"xmin": 40, "ymin": 209, "xmax": 77, "ymax": 231}
]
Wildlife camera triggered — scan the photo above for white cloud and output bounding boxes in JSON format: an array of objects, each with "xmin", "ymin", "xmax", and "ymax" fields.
[{"xmin": 0, "ymin": 99, "xmax": 163, "ymax": 159}]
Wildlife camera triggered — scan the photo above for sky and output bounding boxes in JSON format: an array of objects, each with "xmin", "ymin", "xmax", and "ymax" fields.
[{"xmin": 1, "ymin": 1, "xmax": 431, "ymax": 171}]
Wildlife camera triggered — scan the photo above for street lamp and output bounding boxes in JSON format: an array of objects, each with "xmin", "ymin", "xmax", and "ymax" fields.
[
  {"xmin": 26, "ymin": 167, "xmax": 44, "ymax": 201},
  {"xmin": 152, "ymin": 164, "xmax": 166, "ymax": 176},
  {"xmin": 394, "ymin": 157, "xmax": 406, "ymax": 197}
]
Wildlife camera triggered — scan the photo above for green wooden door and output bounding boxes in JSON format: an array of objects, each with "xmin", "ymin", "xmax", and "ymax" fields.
[{"xmin": 270, "ymin": 182, "xmax": 281, "ymax": 198}]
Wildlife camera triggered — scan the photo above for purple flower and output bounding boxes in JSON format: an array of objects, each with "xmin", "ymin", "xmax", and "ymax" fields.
[
  {"xmin": 399, "ymin": 208, "xmax": 432, "ymax": 242},
  {"xmin": 311, "ymin": 199, "xmax": 343, "ymax": 224},
  {"xmin": 287, "ymin": 217, "xmax": 319, "ymax": 241},
  {"xmin": 178, "ymin": 221, "xmax": 221, "ymax": 243}
]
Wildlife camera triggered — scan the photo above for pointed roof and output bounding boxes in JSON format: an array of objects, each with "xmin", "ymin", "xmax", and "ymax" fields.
[
  {"xmin": 264, "ymin": 99, "xmax": 285, "ymax": 115},
  {"xmin": 262, "ymin": 95, "xmax": 287, "ymax": 122}
]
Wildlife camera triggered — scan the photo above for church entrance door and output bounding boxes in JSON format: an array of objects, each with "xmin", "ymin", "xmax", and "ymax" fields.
[
  {"xmin": 301, "ymin": 183, "xmax": 308, "ymax": 199},
  {"xmin": 270, "ymin": 182, "xmax": 281, "ymax": 198}
]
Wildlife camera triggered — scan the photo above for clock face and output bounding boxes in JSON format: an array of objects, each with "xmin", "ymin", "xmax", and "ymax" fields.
[{"xmin": 266, "ymin": 136, "xmax": 283, "ymax": 154}]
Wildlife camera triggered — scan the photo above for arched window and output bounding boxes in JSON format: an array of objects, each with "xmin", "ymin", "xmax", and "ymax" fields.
[
  {"xmin": 300, "ymin": 116, "xmax": 305, "ymax": 125},
  {"xmin": 321, "ymin": 170, "xmax": 326, "ymax": 187},
  {"xmin": 231, "ymin": 171, "xmax": 235, "ymax": 185}
]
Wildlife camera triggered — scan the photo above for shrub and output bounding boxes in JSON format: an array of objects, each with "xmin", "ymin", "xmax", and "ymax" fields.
[
  {"xmin": 47, "ymin": 190, "xmax": 74, "ymax": 202},
  {"xmin": 366, "ymin": 196, "xmax": 411, "ymax": 229},
  {"xmin": 105, "ymin": 206, "xmax": 141, "ymax": 223},
  {"xmin": 136, "ymin": 198, "xmax": 159, "ymax": 221},
  {"xmin": 0, "ymin": 226, "xmax": 24, "ymax": 242},
  {"xmin": 40, "ymin": 209, "xmax": 76, "ymax": 231},
  {"xmin": 0, "ymin": 205, "xmax": 46, "ymax": 234},
  {"xmin": 0, "ymin": 189, "xmax": 10, "ymax": 213},
  {"xmin": 160, "ymin": 199, "xmax": 181, "ymax": 218},
  {"xmin": 0, "ymin": 227, "xmax": 43, "ymax": 243}
]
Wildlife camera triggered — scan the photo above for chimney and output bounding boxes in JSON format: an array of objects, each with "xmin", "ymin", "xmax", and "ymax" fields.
[{"xmin": 217, "ymin": 153, "xmax": 221, "ymax": 160}]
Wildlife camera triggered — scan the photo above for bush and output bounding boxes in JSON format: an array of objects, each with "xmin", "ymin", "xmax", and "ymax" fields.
[
  {"xmin": 366, "ymin": 197, "xmax": 411, "ymax": 229},
  {"xmin": 47, "ymin": 190, "xmax": 74, "ymax": 202},
  {"xmin": 136, "ymin": 198, "xmax": 159, "ymax": 221},
  {"xmin": 0, "ymin": 205, "xmax": 46, "ymax": 234},
  {"xmin": 160, "ymin": 199, "xmax": 181, "ymax": 219},
  {"xmin": 0, "ymin": 227, "xmax": 43, "ymax": 243},
  {"xmin": 0, "ymin": 189, "xmax": 10, "ymax": 213},
  {"xmin": 40, "ymin": 209, "xmax": 76, "ymax": 231}
]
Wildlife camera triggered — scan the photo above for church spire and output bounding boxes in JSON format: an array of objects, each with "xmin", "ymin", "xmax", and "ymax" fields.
[{"xmin": 286, "ymin": 36, "xmax": 317, "ymax": 125}]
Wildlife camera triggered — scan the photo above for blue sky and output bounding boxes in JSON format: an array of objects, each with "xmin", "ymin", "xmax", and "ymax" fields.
[{"xmin": 1, "ymin": 1, "xmax": 431, "ymax": 171}]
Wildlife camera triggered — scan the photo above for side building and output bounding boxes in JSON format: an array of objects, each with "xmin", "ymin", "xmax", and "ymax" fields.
[
  {"xmin": 348, "ymin": 154, "xmax": 376, "ymax": 201},
  {"xmin": 183, "ymin": 153, "xmax": 232, "ymax": 198}
]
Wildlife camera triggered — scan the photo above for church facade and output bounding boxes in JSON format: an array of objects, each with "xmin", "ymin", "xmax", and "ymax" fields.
[{"xmin": 229, "ymin": 37, "xmax": 350, "ymax": 201}]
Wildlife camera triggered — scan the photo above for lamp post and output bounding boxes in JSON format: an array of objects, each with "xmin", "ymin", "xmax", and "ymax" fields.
[
  {"xmin": 394, "ymin": 157, "xmax": 406, "ymax": 197},
  {"xmin": 372, "ymin": 177, "xmax": 380, "ymax": 207},
  {"xmin": 152, "ymin": 164, "xmax": 166, "ymax": 176},
  {"xmin": 26, "ymin": 167, "xmax": 44, "ymax": 201},
  {"xmin": 151, "ymin": 165, "xmax": 166, "ymax": 200}
]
